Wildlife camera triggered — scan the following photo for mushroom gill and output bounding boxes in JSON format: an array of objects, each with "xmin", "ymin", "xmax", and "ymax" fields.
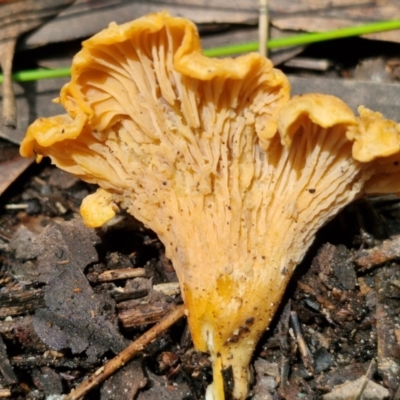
[{"xmin": 20, "ymin": 12, "xmax": 400, "ymax": 400}]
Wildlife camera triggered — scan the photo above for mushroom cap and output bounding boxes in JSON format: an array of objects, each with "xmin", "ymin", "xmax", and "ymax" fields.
[
  {"xmin": 20, "ymin": 13, "xmax": 290, "ymax": 398},
  {"xmin": 278, "ymin": 93, "xmax": 357, "ymax": 147},
  {"xmin": 20, "ymin": 12, "xmax": 400, "ymax": 400}
]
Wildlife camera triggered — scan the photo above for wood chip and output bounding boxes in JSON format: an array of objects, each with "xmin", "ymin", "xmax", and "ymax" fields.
[
  {"xmin": 118, "ymin": 302, "xmax": 174, "ymax": 329},
  {"xmin": 354, "ymin": 235, "xmax": 400, "ymax": 271},
  {"xmin": 0, "ymin": 288, "xmax": 44, "ymax": 318},
  {"xmin": 153, "ymin": 282, "xmax": 180, "ymax": 296}
]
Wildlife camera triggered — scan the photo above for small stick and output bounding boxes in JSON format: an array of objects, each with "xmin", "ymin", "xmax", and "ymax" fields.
[
  {"xmin": 4, "ymin": 203, "xmax": 29, "ymax": 210},
  {"xmin": 278, "ymin": 301, "xmax": 291, "ymax": 386},
  {"xmin": 0, "ymin": 38, "xmax": 17, "ymax": 129},
  {"xmin": 258, "ymin": 0, "xmax": 269, "ymax": 57},
  {"xmin": 290, "ymin": 311, "xmax": 314, "ymax": 374},
  {"xmin": 97, "ymin": 267, "xmax": 146, "ymax": 282},
  {"xmin": 355, "ymin": 359, "xmax": 376, "ymax": 400},
  {"xmin": 65, "ymin": 304, "xmax": 186, "ymax": 400}
]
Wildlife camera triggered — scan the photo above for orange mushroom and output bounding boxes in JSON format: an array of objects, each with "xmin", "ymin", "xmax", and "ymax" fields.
[{"xmin": 20, "ymin": 12, "xmax": 400, "ymax": 400}]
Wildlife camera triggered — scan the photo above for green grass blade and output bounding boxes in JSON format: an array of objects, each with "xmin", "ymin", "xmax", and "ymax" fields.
[
  {"xmin": 2, "ymin": 19, "xmax": 400, "ymax": 83},
  {"xmin": 204, "ymin": 19, "xmax": 400, "ymax": 57},
  {"xmin": 0, "ymin": 67, "xmax": 72, "ymax": 84}
]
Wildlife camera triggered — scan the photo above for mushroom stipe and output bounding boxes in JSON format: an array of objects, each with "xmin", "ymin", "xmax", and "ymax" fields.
[{"xmin": 20, "ymin": 12, "xmax": 400, "ymax": 400}]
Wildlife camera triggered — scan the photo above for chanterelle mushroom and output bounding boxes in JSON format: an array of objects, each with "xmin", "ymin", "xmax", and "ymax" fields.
[{"xmin": 20, "ymin": 12, "xmax": 400, "ymax": 400}]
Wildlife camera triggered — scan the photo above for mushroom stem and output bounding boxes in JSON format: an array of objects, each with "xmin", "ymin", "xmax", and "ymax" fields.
[{"xmin": 183, "ymin": 256, "xmax": 291, "ymax": 400}]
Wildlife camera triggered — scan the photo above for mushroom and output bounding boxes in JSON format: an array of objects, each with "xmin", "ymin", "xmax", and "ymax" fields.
[{"xmin": 20, "ymin": 12, "xmax": 400, "ymax": 400}]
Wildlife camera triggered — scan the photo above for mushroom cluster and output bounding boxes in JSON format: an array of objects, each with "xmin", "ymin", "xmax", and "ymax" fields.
[{"xmin": 20, "ymin": 12, "xmax": 400, "ymax": 400}]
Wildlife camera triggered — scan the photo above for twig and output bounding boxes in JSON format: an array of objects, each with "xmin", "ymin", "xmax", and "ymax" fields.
[
  {"xmin": 0, "ymin": 38, "xmax": 17, "ymax": 129},
  {"xmin": 258, "ymin": 0, "xmax": 269, "ymax": 57},
  {"xmin": 118, "ymin": 302, "xmax": 174, "ymax": 328},
  {"xmin": 4, "ymin": 203, "xmax": 29, "ymax": 210},
  {"xmin": 65, "ymin": 304, "xmax": 186, "ymax": 400},
  {"xmin": 355, "ymin": 359, "xmax": 376, "ymax": 400},
  {"xmin": 290, "ymin": 311, "xmax": 314, "ymax": 374},
  {"xmin": 278, "ymin": 301, "xmax": 291, "ymax": 386},
  {"xmin": 97, "ymin": 268, "xmax": 146, "ymax": 282}
]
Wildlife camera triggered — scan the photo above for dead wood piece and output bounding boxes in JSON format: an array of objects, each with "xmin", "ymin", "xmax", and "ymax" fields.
[
  {"xmin": 0, "ymin": 0, "xmax": 75, "ymax": 129},
  {"xmin": 375, "ymin": 265, "xmax": 400, "ymax": 390},
  {"xmin": 268, "ymin": 0, "xmax": 400, "ymax": 44},
  {"xmin": 0, "ymin": 334, "xmax": 17, "ymax": 385},
  {"xmin": 0, "ymin": 39, "xmax": 16, "ymax": 128},
  {"xmin": 0, "ymin": 0, "xmax": 76, "ymax": 42},
  {"xmin": 65, "ymin": 304, "xmax": 185, "ymax": 400},
  {"xmin": 97, "ymin": 267, "xmax": 146, "ymax": 282},
  {"xmin": 22, "ymin": 0, "xmax": 258, "ymax": 49},
  {"xmin": 118, "ymin": 302, "xmax": 174, "ymax": 329},
  {"xmin": 0, "ymin": 288, "xmax": 44, "ymax": 318},
  {"xmin": 354, "ymin": 235, "xmax": 400, "ymax": 271}
]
